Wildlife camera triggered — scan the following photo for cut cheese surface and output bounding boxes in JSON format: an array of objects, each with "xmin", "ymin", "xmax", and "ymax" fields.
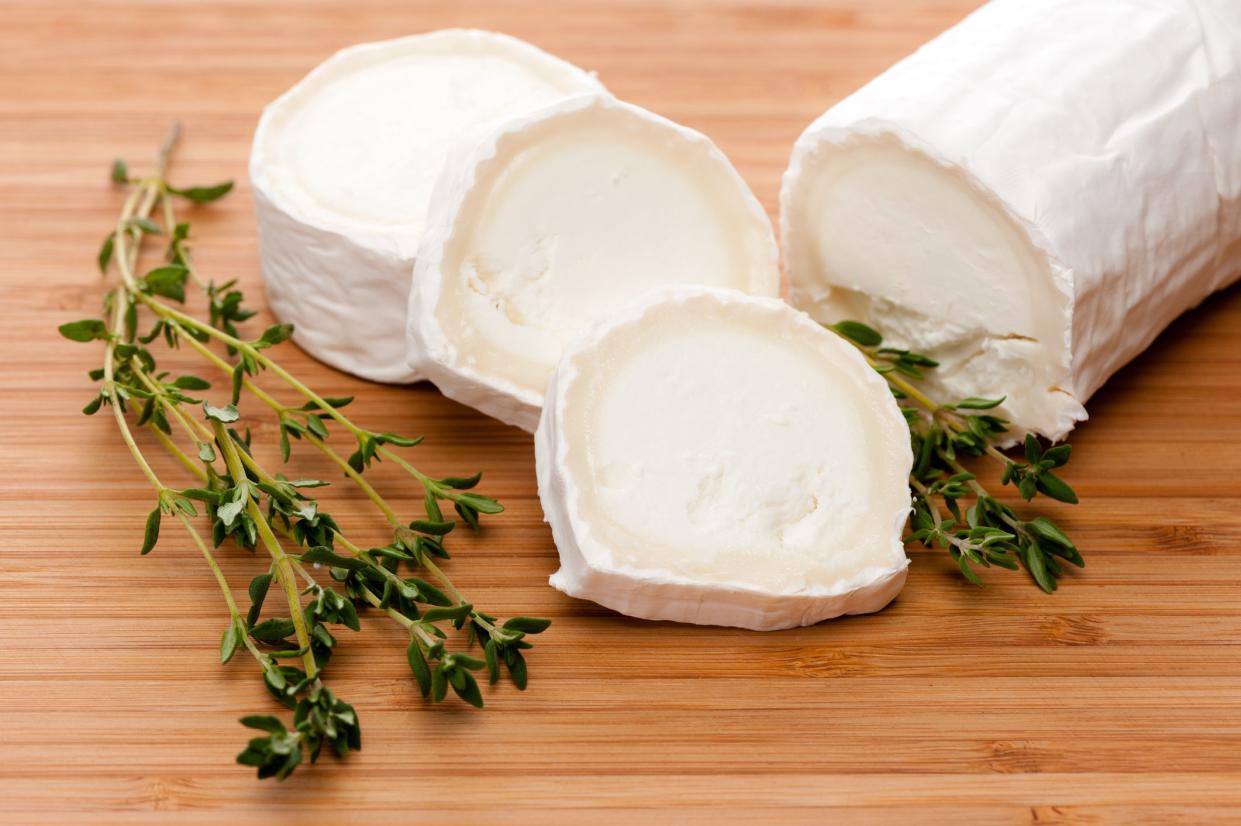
[
  {"xmin": 781, "ymin": 0, "xmax": 1241, "ymax": 441},
  {"xmin": 536, "ymin": 287, "xmax": 912, "ymax": 630},
  {"xmin": 250, "ymin": 30, "xmax": 604, "ymax": 383},
  {"xmin": 409, "ymin": 95, "xmax": 780, "ymax": 430}
]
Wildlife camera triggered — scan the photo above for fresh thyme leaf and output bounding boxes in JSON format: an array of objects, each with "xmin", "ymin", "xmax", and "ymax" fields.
[
  {"xmin": 142, "ymin": 265, "xmax": 190, "ymax": 302},
  {"xmin": 110, "ymin": 158, "xmax": 128, "ymax": 184},
  {"xmin": 831, "ymin": 320, "xmax": 882, "ymax": 347},
  {"xmin": 98, "ymin": 233, "xmax": 115, "ymax": 274},
  {"xmin": 203, "ymin": 402, "xmax": 240, "ymax": 423},
  {"xmin": 59, "ymin": 319, "xmax": 109, "ymax": 342},
  {"xmin": 140, "ymin": 505, "xmax": 161, "ymax": 555},
  {"xmin": 953, "ymin": 396, "xmax": 1006, "ymax": 410},
  {"xmin": 168, "ymin": 180, "xmax": 234, "ymax": 203}
]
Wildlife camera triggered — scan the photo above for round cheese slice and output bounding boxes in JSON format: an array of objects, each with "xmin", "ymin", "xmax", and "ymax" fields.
[
  {"xmin": 781, "ymin": 0, "xmax": 1241, "ymax": 441},
  {"xmin": 250, "ymin": 30, "xmax": 605, "ymax": 383},
  {"xmin": 535, "ymin": 286, "xmax": 913, "ymax": 631},
  {"xmin": 407, "ymin": 94, "xmax": 780, "ymax": 431}
]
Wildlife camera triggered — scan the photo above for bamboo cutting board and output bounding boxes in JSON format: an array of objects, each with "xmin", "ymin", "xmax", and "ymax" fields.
[{"xmin": 3, "ymin": 1, "xmax": 1241, "ymax": 823}]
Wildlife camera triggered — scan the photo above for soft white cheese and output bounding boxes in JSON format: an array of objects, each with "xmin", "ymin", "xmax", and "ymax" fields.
[
  {"xmin": 407, "ymin": 94, "xmax": 781, "ymax": 431},
  {"xmin": 781, "ymin": 0, "xmax": 1241, "ymax": 441},
  {"xmin": 535, "ymin": 286, "xmax": 912, "ymax": 631},
  {"xmin": 250, "ymin": 30, "xmax": 604, "ymax": 383}
]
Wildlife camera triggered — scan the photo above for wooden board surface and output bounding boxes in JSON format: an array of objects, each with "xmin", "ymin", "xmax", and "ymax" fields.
[{"xmin": 4, "ymin": 1, "xmax": 1241, "ymax": 822}]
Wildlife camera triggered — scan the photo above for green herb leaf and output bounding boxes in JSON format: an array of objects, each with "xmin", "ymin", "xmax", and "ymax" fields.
[
  {"xmin": 830, "ymin": 320, "xmax": 882, "ymax": 347},
  {"xmin": 110, "ymin": 158, "xmax": 128, "ymax": 184},
  {"xmin": 98, "ymin": 233, "xmax": 115, "ymax": 274},
  {"xmin": 169, "ymin": 180, "xmax": 234, "ymax": 204},
  {"xmin": 203, "ymin": 402, "xmax": 240, "ymax": 423},
  {"xmin": 221, "ymin": 621, "xmax": 241, "ymax": 664},
  {"xmin": 503, "ymin": 616, "xmax": 552, "ymax": 634},
  {"xmin": 140, "ymin": 506, "xmax": 161, "ymax": 555},
  {"xmin": 59, "ymin": 319, "xmax": 109, "ymax": 342},
  {"xmin": 954, "ymin": 396, "xmax": 1006, "ymax": 410},
  {"xmin": 142, "ymin": 265, "xmax": 190, "ymax": 302}
]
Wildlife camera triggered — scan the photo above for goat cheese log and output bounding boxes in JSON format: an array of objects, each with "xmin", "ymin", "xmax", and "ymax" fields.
[
  {"xmin": 535, "ymin": 287, "xmax": 913, "ymax": 630},
  {"xmin": 408, "ymin": 94, "xmax": 780, "ymax": 431},
  {"xmin": 250, "ymin": 30, "xmax": 604, "ymax": 383},
  {"xmin": 782, "ymin": 0, "xmax": 1241, "ymax": 440}
]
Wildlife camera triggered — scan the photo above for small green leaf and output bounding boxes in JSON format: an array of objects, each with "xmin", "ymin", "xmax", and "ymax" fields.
[
  {"xmin": 1024, "ymin": 433, "xmax": 1043, "ymax": 464},
  {"xmin": 300, "ymin": 546, "xmax": 367, "ymax": 572},
  {"xmin": 503, "ymin": 616, "xmax": 552, "ymax": 634},
  {"xmin": 172, "ymin": 375, "xmax": 211, "ymax": 390},
  {"xmin": 407, "ymin": 638, "xmax": 432, "ymax": 697},
  {"xmin": 484, "ymin": 640, "xmax": 499, "ymax": 685},
  {"xmin": 140, "ymin": 506, "xmax": 161, "ymax": 555},
  {"xmin": 203, "ymin": 402, "xmax": 240, "ymax": 423},
  {"xmin": 1042, "ymin": 443, "xmax": 1072, "ymax": 468},
  {"xmin": 1024, "ymin": 544, "xmax": 1056, "ymax": 594},
  {"xmin": 954, "ymin": 396, "xmax": 1006, "ymax": 410},
  {"xmin": 197, "ymin": 441, "xmax": 216, "ymax": 462},
  {"xmin": 221, "ymin": 621, "xmax": 241, "ymax": 664},
  {"xmin": 375, "ymin": 432, "xmax": 423, "ymax": 447},
  {"xmin": 421, "ymin": 603, "xmax": 473, "ymax": 623},
  {"xmin": 130, "ymin": 216, "xmax": 162, "ymax": 235},
  {"xmin": 257, "ymin": 324, "xmax": 294, "ymax": 347},
  {"xmin": 142, "ymin": 265, "xmax": 189, "ymax": 302},
  {"xmin": 409, "ymin": 519, "xmax": 455, "ymax": 536},
  {"xmin": 1024, "ymin": 516, "xmax": 1075, "ymax": 551},
  {"xmin": 247, "ymin": 573, "xmax": 273, "ymax": 628},
  {"xmin": 508, "ymin": 650, "xmax": 528, "ymax": 690},
  {"xmin": 59, "ymin": 319, "xmax": 109, "ymax": 342},
  {"xmin": 452, "ymin": 670, "xmax": 484, "ymax": 708},
  {"xmin": 82, "ymin": 394, "xmax": 104, "ymax": 416},
  {"xmin": 1036, "ymin": 471, "xmax": 1079, "ymax": 505},
  {"xmin": 440, "ymin": 472, "xmax": 482, "ymax": 490},
  {"xmin": 454, "ymin": 492, "xmax": 504, "ymax": 515},
  {"xmin": 830, "ymin": 320, "xmax": 882, "ymax": 347},
  {"xmin": 430, "ymin": 666, "xmax": 448, "ymax": 702},
  {"xmin": 110, "ymin": 158, "xmax": 128, "ymax": 184},
  {"xmin": 98, "ymin": 233, "xmax": 115, "ymax": 274},
  {"xmin": 169, "ymin": 180, "xmax": 234, "ymax": 204},
  {"xmin": 250, "ymin": 618, "xmax": 296, "ymax": 644}
]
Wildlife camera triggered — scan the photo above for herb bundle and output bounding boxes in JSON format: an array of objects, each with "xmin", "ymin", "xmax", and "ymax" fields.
[
  {"xmin": 829, "ymin": 321, "xmax": 1083, "ymax": 592},
  {"xmin": 61, "ymin": 127, "xmax": 549, "ymax": 781}
]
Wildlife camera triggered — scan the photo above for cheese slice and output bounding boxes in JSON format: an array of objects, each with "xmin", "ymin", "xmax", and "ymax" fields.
[
  {"xmin": 781, "ymin": 0, "xmax": 1241, "ymax": 441},
  {"xmin": 250, "ymin": 30, "xmax": 604, "ymax": 383},
  {"xmin": 535, "ymin": 286, "xmax": 912, "ymax": 630},
  {"xmin": 407, "ymin": 94, "xmax": 780, "ymax": 431}
]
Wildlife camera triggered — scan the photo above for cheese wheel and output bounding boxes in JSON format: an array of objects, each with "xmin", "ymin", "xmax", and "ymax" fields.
[
  {"xmin": 535, "ymin": 286, "xmax": 912, "ymax": 630},
  {"xmin": 250, "ymin": 30, "xmax": 604, "ymax": 383},
  {"xmin": 408, "ymin": 94, "xmax": 780, "ymax": 431},
  {"xmin": 781, "ymin": 0, "xmax": 1241, "ymax": 440}
]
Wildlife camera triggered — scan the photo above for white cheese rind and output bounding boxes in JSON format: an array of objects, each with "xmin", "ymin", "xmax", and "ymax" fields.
[
  {"xmin": 408, "ymin": 94, "xmax": 781, "ymax": 431},
  {"xmin": 781, "ymin": 0, "xmax": 1241, "ymax": 441},
  {"xmin": 250, "ymin": 30, "xmax": 605, "ymax": 383},
  {"xmin": 535, "ymin": 286, "xmax": 912, "ymax": 631}
]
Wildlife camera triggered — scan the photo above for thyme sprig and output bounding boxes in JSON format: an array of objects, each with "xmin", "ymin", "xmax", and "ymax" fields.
[
  {"xmin": 829, "ymin": 321, "xmax": 1083, "ymax": 592},
  {"xmin": 60, "ymin": 127, "xmax": 550, "ymax": 781}
]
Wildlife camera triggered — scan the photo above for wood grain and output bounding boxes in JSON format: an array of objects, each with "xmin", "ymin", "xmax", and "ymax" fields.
[{"xmin": 2, "ymin": 1, "xmax": 1240, "ymax": 822}]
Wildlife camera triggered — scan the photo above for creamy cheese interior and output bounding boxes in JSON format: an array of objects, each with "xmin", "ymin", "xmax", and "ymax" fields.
[
  {"xmin": 258, "ymin": 35, "xmax": 599, "ymax": 239},
  {"xmin": 434, "ymin": 105, "xmax": 777, "ymax": 398},
  {"xmin": 560, "ymin": 296, "xmax": 910, "ymax": 593},
  {"xmin": 784, "ymin": 136, "xmax": 1074, "ymax": 434}
]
